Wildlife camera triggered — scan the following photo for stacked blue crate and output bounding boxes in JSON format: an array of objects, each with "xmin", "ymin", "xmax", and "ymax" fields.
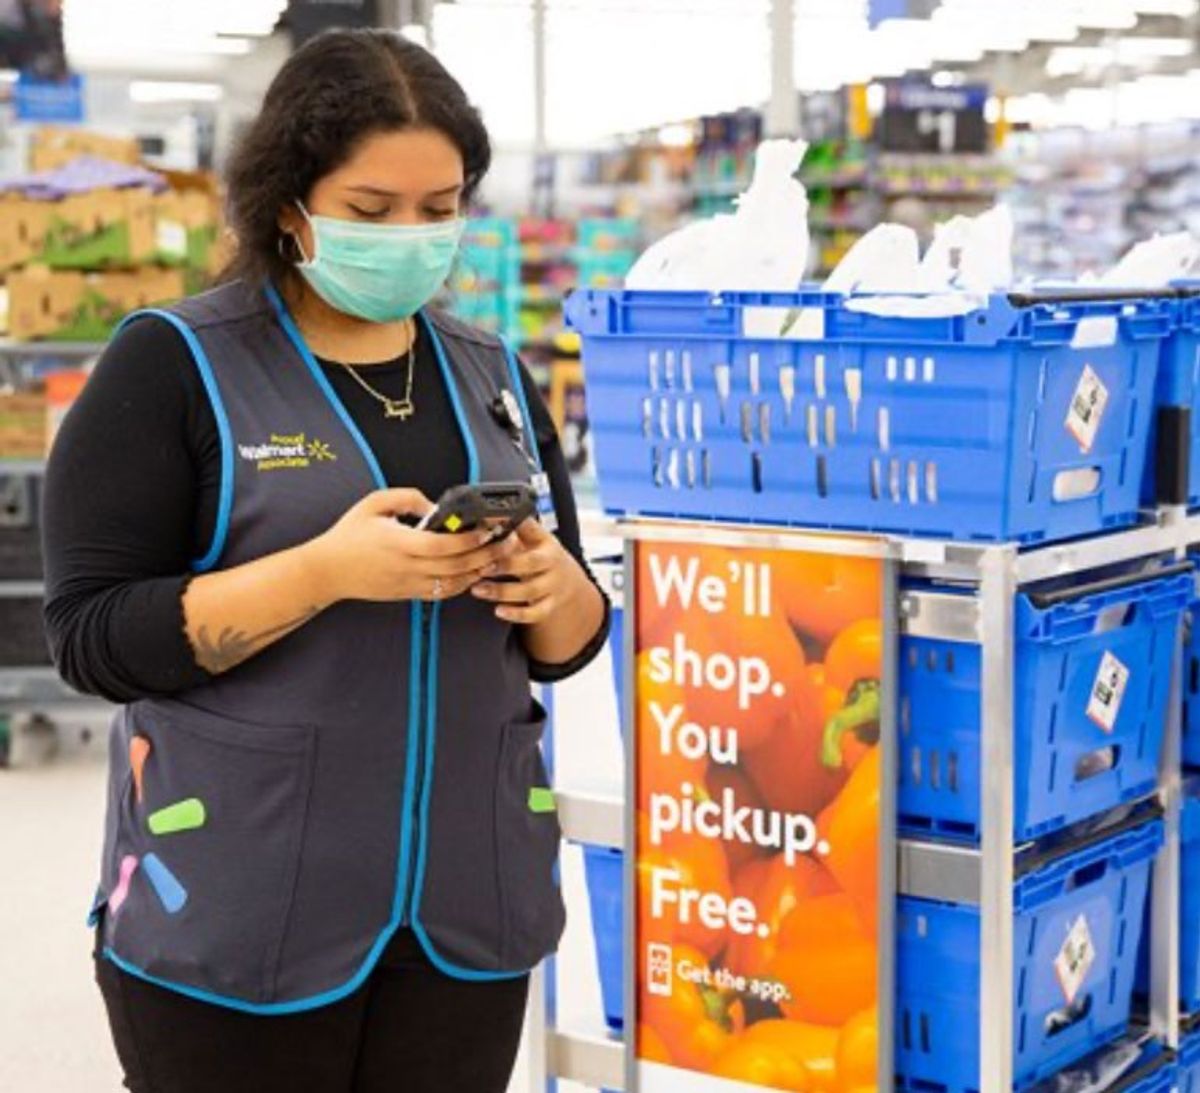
[
  {"xmin": 1183, "ymin": 584, "xmax": 1200, "ymax": 768},
  {"xmin": 580, "ymin": 557, "xmax": 626, "ymax": 1033},
  {"xmin": 899, "ymin": 568, "xmax": 1191, "ymax": 844},
  {"xmin": 1148, "ymin": 283, "xmax": 1200, "ymax": 508},
  {"xmin": 1183, "ymin": 1029, "xmax": 1200, "ymax": 1093},
  {"xmin": 564, "ymin": 289, "xmax": 1172, "ymax": 544},
  {"xmin": 896, "ymin": 817, "xmax": 1163, "ymax": 1093},
  {"xmin": 565, "ymin": 287, "xmax": 1184, "ymax": 1093}
]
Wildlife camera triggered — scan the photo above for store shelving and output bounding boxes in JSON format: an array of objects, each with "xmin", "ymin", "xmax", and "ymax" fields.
[
  {"xmin": 536, "ymin": 511, "xmax": 1196, "ymax": 1092},
  {"xmin": 0, "ymin": 339, "xmax": 107, "ymax": 766}
]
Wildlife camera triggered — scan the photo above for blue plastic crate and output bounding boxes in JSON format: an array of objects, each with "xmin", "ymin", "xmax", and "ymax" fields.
[
  {"xmin": 1184, "ymin": 590, "xmax": 1200, "ymax": 770},
  {"xmin": 583, "ymin": 846, "xmax": 624, "ymax": 1032},
  {"xmin": 899, "ymin": 567, "xmax": 1190, "ymax": 844},
  {"xmin": 1120, "ymin": 1053, "xmax": 1178, "ymax": 1093},
  {"xmin": 565, "ymin": 289, "xmax": 1173, "ymax": 543},
  {"xmin": 1152, "ymin": 285, "xmax": 1200, "ymax": 506},
  {"xmin": 896, "ymin": 817, "xmax": 1164, "ymax": 1093},
  {"xmin": 581, "ymin": 557, "xmax": 626, "ymax": 1034},
  {"xmin": 1183, "ymin": 796, "xmax": 1200, "ymax": 1013},
  {"xmin": 1183, "ymin": 1030, "xmax": 1200, "ymax": 1093}
]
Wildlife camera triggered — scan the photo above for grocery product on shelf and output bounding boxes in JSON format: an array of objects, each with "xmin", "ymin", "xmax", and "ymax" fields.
[{"xmin": 6, "ymin": 265, "xmax": 186, "ymax": 342}]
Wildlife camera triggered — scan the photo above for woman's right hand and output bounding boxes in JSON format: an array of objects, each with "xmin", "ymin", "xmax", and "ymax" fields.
[{"xmin": 303, "ymin": 488, "xmax": 515, "ymax": 605}]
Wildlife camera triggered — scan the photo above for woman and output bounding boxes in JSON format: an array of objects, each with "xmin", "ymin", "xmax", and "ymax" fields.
[{"xmin": 42, "ymin": 29, "xmax": 608, "ymax": 1093}]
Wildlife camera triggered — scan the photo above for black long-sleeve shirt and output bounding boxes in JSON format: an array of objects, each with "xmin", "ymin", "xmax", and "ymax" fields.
[{"xmin": 42, "ymin": 314, "xmax": 607, "ymax": 703}]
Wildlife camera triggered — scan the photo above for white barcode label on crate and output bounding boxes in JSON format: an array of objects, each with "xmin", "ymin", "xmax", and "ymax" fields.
[
  {"xmin": 1087, "ymin": 651, "xmax": 1129, "ymax": 733},
  {"xmin": 1054, "ymin": 915, "xmax": 1096, "ymax": 1005},
  {"xmin": 1065, "ymin": 365, "xmax": 1109, "ymax": 453}
]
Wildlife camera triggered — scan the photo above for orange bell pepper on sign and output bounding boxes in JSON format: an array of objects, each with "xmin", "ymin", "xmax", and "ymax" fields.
[{"xmin": 818, "ymin": 746, "xmax": 881, "ymax": 932}]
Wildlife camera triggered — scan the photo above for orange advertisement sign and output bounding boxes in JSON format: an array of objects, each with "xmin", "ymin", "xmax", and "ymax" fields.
[{"xmin": 633, "ymin": 540, "xmax": 886, "ymax": 1093}]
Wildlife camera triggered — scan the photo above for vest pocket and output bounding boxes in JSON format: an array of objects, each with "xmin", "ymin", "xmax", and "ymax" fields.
[
  {"xmin": 495, "ymin": 701, "xmax": 566, "ymax": 970},
  {"xmin": 105, "ymin": 703, "xmax": 316, "ymax": 1004}
]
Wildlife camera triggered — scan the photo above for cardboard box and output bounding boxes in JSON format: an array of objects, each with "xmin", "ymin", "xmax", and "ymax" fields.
[
  {"xmin": 40, "ymin": 187, "xmax": 158, "ymax": 270},
  {"xmin": 6, "ymin": 266, "xmax": 185, "ymax": 342},
  {"xmin": 0, "ymin": 392, "xmax": 47, "ymax": 461},
  {"xmin": 154, "ymin": 189, "xmax": 220, "ymax": 268},
  {"xmin": 30, "ymin": 127, "xmax": 141, "ymax": 173},
  {"xmin": 0, "ymin": 198, "xmax": 50, "ymax": 272}
]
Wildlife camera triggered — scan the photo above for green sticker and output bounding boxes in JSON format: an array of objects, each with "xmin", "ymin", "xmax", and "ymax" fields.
[
  {"xmin": 528, "ymin": 787, "xmax": 556, "ymax": 814},
  {"xmin": 148, "ymin": 797, "xmax": 207, "ymax": 836}
]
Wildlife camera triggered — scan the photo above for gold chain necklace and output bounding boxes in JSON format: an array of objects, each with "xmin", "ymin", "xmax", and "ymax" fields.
[{"xmin": 337, "ymin": 320, "xmax": 417, "ymax": 420}]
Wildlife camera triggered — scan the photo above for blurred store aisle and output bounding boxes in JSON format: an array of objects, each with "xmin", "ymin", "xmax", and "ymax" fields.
[{"xmin": 0, "ymin": 747, "xmax": 122, "ymax": 1092}]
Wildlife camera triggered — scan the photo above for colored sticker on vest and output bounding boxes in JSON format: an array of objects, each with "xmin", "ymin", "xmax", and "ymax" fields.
[
  {"xmin": 528, "ymin": 787, "xmax": 556, "ymax": 814},
  {"xmin": 129, "ymin": 735, "xmax": 151, "ymax": 804},
  {"xmin": 142, "ymin": 853, "xmax": 188, "ymax": 914},
  {"xmin": 148, "ymin": 798, "xmax": 207, "ymax": 836},
  {"xmin": 109, "ymin": 855, "xmax": 139, "ymax": 914}
]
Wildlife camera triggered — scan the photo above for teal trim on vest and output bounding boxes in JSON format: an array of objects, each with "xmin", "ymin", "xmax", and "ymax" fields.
[
  {"xmin": 117, "ymin": 309, "xmax": 234, "ymax": 573},
  {"xmin": 264, "ymin": 284, "xmax": 388, "ymax": 490},
  {"xmin": 419, "ymin": 313, "xmax": 480, "ymax": 486},
  {"xmin": 395, "ymin": 599, "xmax": 424, "ymax": 927},
  {"xmin": 410, "ymin": 603, "xmax": 528, "ymax": 982}
]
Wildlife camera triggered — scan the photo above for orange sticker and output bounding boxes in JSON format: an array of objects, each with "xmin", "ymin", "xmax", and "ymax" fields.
[{"xmin": 130, "ymin": 735, "xmax": 151, "ymax": 804}]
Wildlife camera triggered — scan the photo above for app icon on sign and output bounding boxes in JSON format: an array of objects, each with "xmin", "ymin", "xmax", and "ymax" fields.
[{"xmin": 647, "ymin": 943, "xmax": 673, "ymax": 997}]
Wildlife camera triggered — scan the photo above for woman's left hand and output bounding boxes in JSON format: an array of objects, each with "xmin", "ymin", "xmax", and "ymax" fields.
[{"xmin": 470, "ymin": 518, "xmax": 592, "ymax": 624}]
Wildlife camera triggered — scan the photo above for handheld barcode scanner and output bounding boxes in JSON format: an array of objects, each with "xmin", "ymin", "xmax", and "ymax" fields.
[{"xmin": 416, "ymin": 482, "xmax": 538, "ymax": 543}]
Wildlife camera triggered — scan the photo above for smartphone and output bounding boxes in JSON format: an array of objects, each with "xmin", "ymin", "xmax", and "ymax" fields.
[{"xmin": 416, "ymin": 482, "xmax": 538, "ymax": 543}]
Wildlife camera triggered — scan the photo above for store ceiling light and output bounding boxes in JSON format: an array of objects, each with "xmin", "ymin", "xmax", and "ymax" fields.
[
  {"xmin": 400, "ymin": 23, "xmax": 430, "ymax": 47},
  {"xmin": 129, "ymin": 80, "xmax": 224, "ymax": 104},
  {"xmin": 64, "ymin": 0, "xmax": 286, "ymax": 65}
]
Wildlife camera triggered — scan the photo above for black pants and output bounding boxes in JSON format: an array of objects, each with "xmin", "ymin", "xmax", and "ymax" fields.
[{"xmin": 93, "ymin": 928, "xmax": 530, "ymax": 1093}]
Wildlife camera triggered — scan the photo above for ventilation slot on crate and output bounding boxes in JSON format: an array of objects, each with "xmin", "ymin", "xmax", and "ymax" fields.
[
  {"xmin": 752, "ymin": 453, "xmax": 764, "ymax": 494},
  {"xmin": 1075, "ymin": 746, "xmax": 1118, "ymax": 783},
  {"xmin": 1043, "ymin": 994, "xmax": 1093, "ymax": 1038},
  {"xmin": 666, "ymin": 450, "xmax": 680, "ymax": 490}
]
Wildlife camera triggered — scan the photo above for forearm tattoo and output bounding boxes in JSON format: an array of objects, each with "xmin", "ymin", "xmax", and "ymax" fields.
[{"xmin": 193, "ymin": 606, "xmax": 320, "ymax": 674}]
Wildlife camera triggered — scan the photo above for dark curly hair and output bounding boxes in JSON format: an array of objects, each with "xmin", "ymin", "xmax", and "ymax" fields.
[{"xmin": 222, "ymin": 29, "xmax": 491, "ymax": 287}]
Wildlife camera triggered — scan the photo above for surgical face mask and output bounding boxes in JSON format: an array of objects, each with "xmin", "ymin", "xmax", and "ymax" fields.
[{"xmin": 290, "ymin": 201, "xmax": 466, "ymax": 323}]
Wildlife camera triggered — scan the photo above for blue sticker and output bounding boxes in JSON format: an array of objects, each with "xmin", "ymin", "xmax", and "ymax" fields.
[{"xmin": 142, "ymin": 853, "xmax": 188, "ymax": 914}]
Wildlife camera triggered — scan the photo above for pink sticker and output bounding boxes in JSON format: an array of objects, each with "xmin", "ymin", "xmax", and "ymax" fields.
[
  {"xmin": 109, "ymin": 855, "xmax": 139, "ymax": 914},
  {"xmin": 130, "ymin": 736, "xmax": 151, "ymax": 804}
]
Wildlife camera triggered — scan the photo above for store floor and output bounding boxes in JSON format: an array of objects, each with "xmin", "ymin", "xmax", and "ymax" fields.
[{"xmin": 0, "ymin": 652, "xmax": 620, "ymax": 1092}]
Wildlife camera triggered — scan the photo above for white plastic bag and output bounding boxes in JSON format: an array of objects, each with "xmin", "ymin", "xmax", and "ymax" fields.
[
  {"xmin": 625, "ymin": 138, "xmax": 810, "ymax": 292},
  {"xmin": 821, "ymin": 223, "xmax": 921, "ymax": 295},
  {"xmin": 1099, "ymin": 231, "xmax": 1199, "ymax": 287}
]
